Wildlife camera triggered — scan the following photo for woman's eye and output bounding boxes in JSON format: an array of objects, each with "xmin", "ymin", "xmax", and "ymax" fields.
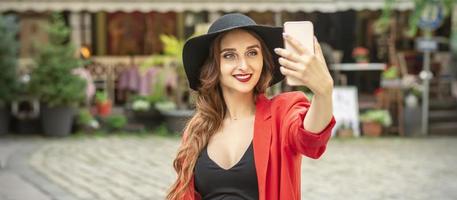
[
  {"xmin": 247, "ymin": 51, "xmax": 258, "ymax": 57},
  {"xmin": 223, "ymin": 53, "xmax": 235, "ymax": 59}
]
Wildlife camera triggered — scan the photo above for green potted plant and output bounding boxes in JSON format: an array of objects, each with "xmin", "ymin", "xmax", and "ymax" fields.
[
  {"xmin": 29, "ymin": 13, "xmax": 86, "ymax": 137},
  {"xmin": 104, "ymin": 114, "xmax": 127, "ymax": 132},
  {"xmin": 359, "ymin": 109, "xmax": 392, "ymax": 137},
  {"xmin": 352, "ymin": 47, "xmax": 369, "ymax": 63},
  {"xmin": 128, "ymin": 94, "xmax": 164, "ymax": 130},
  {"xmin": 95, "ymin": 91, "xmax": 112, "ymax": 117},
  {"xmin": 125, "ymin": 62, "xmax": 166, "ymax": 129},
  {"xmin": 76, "ymin": 108, "xmax": 99, "ymax": 133},
  {"xmin": 0, "ymin": 16, "xmax": 19, "ymax": 135}
]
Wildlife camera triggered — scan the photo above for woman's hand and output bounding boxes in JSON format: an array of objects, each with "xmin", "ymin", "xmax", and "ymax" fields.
[{"xmin": 274, "ymin": 33, "xmax": 334, "ymax": 97}]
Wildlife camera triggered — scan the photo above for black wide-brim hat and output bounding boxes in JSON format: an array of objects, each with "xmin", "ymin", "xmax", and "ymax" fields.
[{"xmin": 182, "ymin": 13, "xmax": 284, "ymax": 91}]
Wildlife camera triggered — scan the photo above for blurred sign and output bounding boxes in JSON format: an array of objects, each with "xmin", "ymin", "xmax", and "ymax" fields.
[
  {"xmin": 416, "ymin": 38, "xmax": 438, "ymax": 52},
  {"xmin": 418, "ymin": 1, "xmax": 444, "ymax": 30},
  {"xmin": 332, "ymin": 86, "xmax": 360, "ymax": 137}
]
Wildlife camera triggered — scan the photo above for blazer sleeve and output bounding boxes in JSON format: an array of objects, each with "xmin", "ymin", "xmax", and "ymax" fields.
[{"xmin": 279, "ymin": 92, "xmax": 336, "ymax": 159}]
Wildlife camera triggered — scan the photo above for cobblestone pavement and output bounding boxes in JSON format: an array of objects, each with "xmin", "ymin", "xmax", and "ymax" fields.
[{"xmin": 26, "ymin": 135, "xmax": 457, "ymax": 200}]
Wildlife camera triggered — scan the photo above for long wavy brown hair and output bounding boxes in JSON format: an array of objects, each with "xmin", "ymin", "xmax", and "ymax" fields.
[{"xmin": 166, "ymin": 29, "xmax": 275, "ymax": 200}]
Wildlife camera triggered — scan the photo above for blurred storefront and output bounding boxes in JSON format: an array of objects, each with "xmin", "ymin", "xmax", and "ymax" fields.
[
  {"xmin": 1, "ymin": 0, "xmax": 455, "ymax": 136},
  {"xmin": 0, "ymin": 0, "xmax": 417, "ymax": 92}
]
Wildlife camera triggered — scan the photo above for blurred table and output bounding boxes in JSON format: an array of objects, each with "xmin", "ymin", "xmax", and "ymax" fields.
[
  {"xmin": 331, "ymin": 63, "xmax": 386, "ymax": 71},
  {"xmin": 330, "ymin": 63, "xmax": 386, "ymax": 93}
]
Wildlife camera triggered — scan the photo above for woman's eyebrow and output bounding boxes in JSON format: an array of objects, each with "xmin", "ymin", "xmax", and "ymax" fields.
[
  {"xmin": 221, "ymin": 44, "xmax": 260, "ymax": 53},
  {"xmin": 246, "ymin": 44, "xmax": 260, "ymax": 50},
  {"xmin": 220, "ymin": 48, "xmax": 236, "ymax": 53}
]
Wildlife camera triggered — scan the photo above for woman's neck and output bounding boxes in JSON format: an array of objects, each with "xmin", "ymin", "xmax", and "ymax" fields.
[{"xmin": 222, "ymin": 90, "xmax": 256, "ymax": 121}]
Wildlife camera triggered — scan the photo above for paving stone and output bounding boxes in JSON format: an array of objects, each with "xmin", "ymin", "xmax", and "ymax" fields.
[
  {"xmin": 25, "ymin": 135, "xmax": 457, "ymax": 200},
  {"xmin": 0, "ymin": 172, "xmax": 51, "ymax": 200}
]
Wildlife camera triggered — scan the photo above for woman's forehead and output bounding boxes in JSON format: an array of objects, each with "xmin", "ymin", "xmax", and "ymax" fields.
[{"xmin": 220, "ymin": 29, "xmax": 261, "ymax": 50}]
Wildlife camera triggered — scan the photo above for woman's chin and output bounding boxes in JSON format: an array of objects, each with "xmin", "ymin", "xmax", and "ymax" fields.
[
  {"xmin": 224, "ymin": 84, "xmax": 255, "ymax": 94},
  {"xmin": 233, "ymin": 84, "xmax": 256, "ymax": 94}
]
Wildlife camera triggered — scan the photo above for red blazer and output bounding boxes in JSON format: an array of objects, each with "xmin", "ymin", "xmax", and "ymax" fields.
[{"xmin": 180, "ymin": 91, "xmax": 336, "ymax": 200}]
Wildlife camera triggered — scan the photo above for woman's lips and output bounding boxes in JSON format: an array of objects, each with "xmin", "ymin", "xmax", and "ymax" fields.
[{"xmin": 233, "ymin": 74, "xmax": 252, "ymax": 82}]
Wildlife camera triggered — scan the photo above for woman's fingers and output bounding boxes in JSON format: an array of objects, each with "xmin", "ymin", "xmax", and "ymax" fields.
[
  {"xmin": 279, "ymin": 66, "xmax": 303, "ymax": 81},
  {"xmin": 283, "ymin": 33, "xmax": 312, "ymax": 56},
  {"xmin": 274, "ymin": 48, "xmax": 305, "ymax": 63},
  {"xmin": 278, "ymin": 57, "xmax": 304, "ymax": 72}
]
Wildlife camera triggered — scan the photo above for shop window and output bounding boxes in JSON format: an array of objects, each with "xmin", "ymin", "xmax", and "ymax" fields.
[{"xmin": 107, "ymin": 11, "xmax": 177, "ymax": 55}]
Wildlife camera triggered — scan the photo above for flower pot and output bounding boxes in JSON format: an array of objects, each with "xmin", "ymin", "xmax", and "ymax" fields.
[
  {"xmin": 161, "ymin": 109, "xmax": 194, "ymax": 134},
  {"xmin": 96, "ymin": 101, "xmax": 112, "ymax": 117},
  {"xmin": 14, "ymin": 118, "xmax": 41, "ymax": 135},
  {"xmin": 404, "ymin": 106, "xmax": 422, "ymax": 136},
  {"xmin": 362, "ymin": 121, "xmax": 382, "ymax": 137},
  {"xmin": 41, "ymin": 106, "xmax": 75, "ymax": 137},
  {"xmin": 337, "ymin": 129, "xmax": 353, "ymax": 138},
  {"xmin": 131, "ymin": 108, "xmax": 163, "ymax": 130},
  {"xmin": 0, "ymin": 106, "xmax": 10, "ymax": 135},
  {"xmin": 355, "ymin": 57, "xmax": 369, "ymax": 63}
]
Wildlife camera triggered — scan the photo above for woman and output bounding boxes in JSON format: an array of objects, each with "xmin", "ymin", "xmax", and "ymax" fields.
[{"xmin": 167, "ymin": 13, "xmax": 336, "ymax": 200}]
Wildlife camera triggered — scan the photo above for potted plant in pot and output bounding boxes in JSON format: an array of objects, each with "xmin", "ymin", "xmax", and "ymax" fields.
[
  {"xmin": 76, "ymin": 108, "xmax": 100, "ymax": 133},
  {"xmin": 95, "ymin": 91, "xmax": 112, "ymax": 117},
  {"xmin": 125, "ymin": 61, "xmax": 167, "ymax": 130},
  {"xmin": 359, "ymin": 109, "xmax": 392, "ymax": 137},
  {"xmin": 103, "ymin": 114, "xmax": 128, "ymax": 132},
  {"xmin": 352, "ymin": 47, "xmax": 369, "ymax": 63},
  {"xmin": 402, "ymin": 74, "xmax": 422, "ymax": 136},
  {"xmin": 0, "ymin": 15, "xmax": 20, "ymax": 135},
  {"xmin": 336, "ymin": 120, "xmax": 354, "ymax": 138},
  {"xmin": 29, "ymin": 13, "xmax": 86, "ymax": 137},
  {"xmin": 128, "ymin": 94, "xmax": 164, "ymax": 130}
]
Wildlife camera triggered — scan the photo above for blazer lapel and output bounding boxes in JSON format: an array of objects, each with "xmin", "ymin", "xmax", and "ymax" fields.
[{"xmin": 253, "ymin": 93, "xmax": 272, "ymax": 200}]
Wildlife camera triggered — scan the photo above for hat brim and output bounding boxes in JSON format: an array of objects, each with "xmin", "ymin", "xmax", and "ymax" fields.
[{"xmin": 183, "ymin": 25, "xmax": 284, "ymax": 91}]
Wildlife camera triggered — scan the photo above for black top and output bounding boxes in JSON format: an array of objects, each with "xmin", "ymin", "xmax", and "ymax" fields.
[{"xmin": 194, "ymin": 141, "xmax": 259, "ymax": 200}]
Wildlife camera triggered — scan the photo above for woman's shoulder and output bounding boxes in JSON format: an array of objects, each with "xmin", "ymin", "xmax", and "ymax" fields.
[{"xmin": 264, "ymin": 91, "xmax": 310, "ymax": 116}]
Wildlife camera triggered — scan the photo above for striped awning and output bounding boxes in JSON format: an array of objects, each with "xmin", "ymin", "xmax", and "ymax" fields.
[{"xmin": 0, "ymin": 0, "xmax": 414, "ymax": 13}]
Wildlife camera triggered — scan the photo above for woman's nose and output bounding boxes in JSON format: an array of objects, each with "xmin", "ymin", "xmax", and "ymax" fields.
[{"xmin": 236, "ymin": 57, "xmax": 249, "ymax": 71}]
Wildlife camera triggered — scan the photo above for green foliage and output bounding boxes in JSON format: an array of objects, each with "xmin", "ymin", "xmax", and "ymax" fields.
[
  {"xmin": 105, "ymin": 115, "xmax": 128, "ymax": 130},
  {"xmin": 375, "ymin": 0, "xmax": 395, "ymax": 34},
  {"xmin": 153, "ymin": 124, "xmax": 170, "ymax": 136},
  {"xmin": 382, "ymin": 66, "xmax": 399, "ymax": 79},
  {"xmin": 77, "ymin": 109, "xmax": 95, "ymax": 126},
  {"xmin": 139, "ymin": 35, "xmax": 184, "ymax": 71},
  {"xmin": 95, "ymin": 91, "xmax": 109, "ymax": 103},
  {"xmin": 160, "ymin": 34, "xmax": 184, "ymax": 59},
  {"xmin": 161, "ymin": 35, "xmax": 187, "ymax": 88},
  {"xmin": 29, "ymin": 13, "xmax": 86, "ymax": 107},
  {"xmin": 360, "ymin": 109, "xmax": 392, "ymax": 127},
  {"xmin": 0, "ymin": 15, "xmax": 19, "ymax": 105},
  {"xmin": 378, "ymin": 0, "xmax": 455, "ymax": 36}
]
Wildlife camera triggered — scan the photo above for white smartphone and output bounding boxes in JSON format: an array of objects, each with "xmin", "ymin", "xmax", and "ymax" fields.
[{"xmin": 283, "ymin": 21, "xmax": 314, "ymax": 86}]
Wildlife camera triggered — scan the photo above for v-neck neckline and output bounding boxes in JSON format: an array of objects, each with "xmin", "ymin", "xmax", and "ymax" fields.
[{"xmin": 206, "ymin": 141, "xmax": 253, "ymax": 171}]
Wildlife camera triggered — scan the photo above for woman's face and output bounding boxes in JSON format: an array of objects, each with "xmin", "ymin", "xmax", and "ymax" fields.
[{"xmin": 218, "ymin": 29, "xmax": 263, "ymax": 94}]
